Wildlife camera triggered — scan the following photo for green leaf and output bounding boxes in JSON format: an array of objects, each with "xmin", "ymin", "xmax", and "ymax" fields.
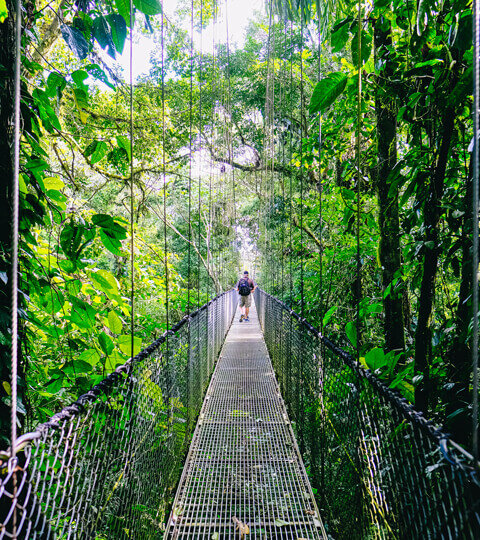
[
  {"xmin": 309, "ymin": 73, "xmax": 348, "ymax": 115},
  {"xmin": 60, "ymin": 222, "xmax": 84, "ymax": 261},
  {"xmin": 43, "ymin": 176, "xmax": 65, "ymax": 190},
  {"xmin": 133, "ymin": 0, "xmax": 162, "ymax": 16},
  {"xmin": 26, "ymin": 158, "xmax": 49, "ymax": 174},
  {"xmin": 84, "ymin": 63, "xmax": 115, "ymax": 89},
  {"xmin": 116, "ymin": 135, "xmax": 131, "ymax": 161},
  {"xmin": 92, "ymin": 16, "xmax": 116, "ymax": 58},
  {"xmin": 448, "ymin": 66, "xmax": 473, "ymax": 108},
  {"xmin": 58, "ymin": 259, "xmax": 76, "ymax": 273},
  {"xmin": 2, "ymin": 381, "xmax": 11, "ymax": 396},
  {"xmin": 90, "ymin": 140, "xmax": 108, "ymax": 164},
  {"xmin": 331, "ymin": 19, "xmax": 350, "ymax": 53},
  {"xmin": 70, "ymin": 296, "xmax": 96, "ymax": 329},
  {"xmin": 105, "ymin": 350, "xmax": 127, "ymax": 371},
  {"xmin": 416, "ymin": 0, "xmax": 428, "ymax": 36},
  {"xmin": 274, "ymin": 518, "xmax": 289, "ymax": 527},
  {"xmin": 115, "ymin": 0, "xmax": 132, "ymax": 26},
  {"xmin": 71, "ymin": 69, "xmax": 89, "ymax": 91},
  {"xmin": 91, "ymin": 269, "xmax": 120, "ymax": 297},
  {"xmin": 45, "ymin": 72, "xmax": 67, "ymax": 97},
  {"xmin": 322, "ymin": 306, "xmax": 337, "ymax": 327},
  {"xmin": 92, "ymin": 214, "xmax": 128, "ymax": 255},
  {"xmin": 92, "ymin": 213, "xmax": 115, "ymax": 227},
  {"xmin": 364, "ymin": 348, "xmax": 387, "ymax": 371},
  {"xmin": 400, "ymin": 175, "xmax": 418, "ymax": 207},
  {"xmin": 0, "ymin": 0, "xmax": 8, "ymax": 23},
  {"xmin": 107, "ymin": 14, "xmax": 127, "ymax": 54},
  {"xmin": 351, "ymin": 30, "xmax": 372, "ymax": 67},
  {"xmin": 78, "ymin": 348, "xmax": 101, "ymax": 365},
  {"xmin": 118, "ymin": 335, "xmax": 142, "ymax": 357},
  {"xmin": 61, "ymin": 24, "xmax": 89, "ymax": 60},
  {"xmin": 63, "ymin": 359, "xmax": 93, "ymax": 375},
  {"xmin": 345, "ymin": 321, "xmax": 357, "ymax": 347},
  {"xmin": 91, "ymin": 214, "xmax": 127, "ymax": 236},
  {"xmin": 107, "ymin": 311, "xmax": 123, "ymax": 333},
  {"xmin": 46, "ymin": 376, "xmax": 65, "ymax": 393},
  {"xmin": 73, "ymin": 88, "xmax": 89, "ymax": 123},
  {"xmin": 99, "ymin": 229, "xmax": 124, "ymax": 256},
  {"xmin": 98, "ymin": 331, "xmax": 114, "ymax": 355}
]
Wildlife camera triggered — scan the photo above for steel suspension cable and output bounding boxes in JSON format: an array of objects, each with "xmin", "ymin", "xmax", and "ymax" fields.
[
  {"xmin": 198, "ymin": 0, "xmax": 203, "ymax": 308},
  {"xmin": 210, "ymin": 0, "xmax": 218, "ymax": 294},
  {"xmin": 280, "ymin": 19, "xmax": 288, "ymax": 302},
  {"xmin": 10, "ymin": 3, "xmax": 23, "ymax": 537},
  {"xmin": 225, "ymin": 0, "xmax": 237, "ymax": 276},
  {"xmin": 266, "ymin": 0, "xmax": 276, "ymax": 293},
  {"xmin": 129, "ymin": 0, "xmax": 135, "ymax": 361},
  {"xmin": 355, "ymin": 1, "xmax": 363, "ymax": 362},
  {"xmin": 161, "ymin": 3, "xmax": 169, "ymax": 340},
  {"xmin": 289, "ymin": 19, "xmax": 294, "ymax": 304},
  {"xmin": 266, "ymin": 2, "xmax": 273, "ymax": 292},
  {"xmin": 270, "ymin": 14, "xmax": 276, "ymax": 295},
  {"xmin": 10, "ymin": 0, "xmax": 22, "ymax": 469},
  {"xmin": 318, "ymin": 14, "xmax": 323, "ymax": 327},
  {"xmin": 188, "ymin": 0, "xmax": 194, "ymax": 313},
  {"xmin": 317, "ymin": 7, "xmax": 327, "ymax": 504},
  {"xmin": 300, "ymin": 11, "xmax": 305, "ymax": 318},
  {"xmin": 473, "ymin": 0, "xmax": 479, "ymax": 460}
]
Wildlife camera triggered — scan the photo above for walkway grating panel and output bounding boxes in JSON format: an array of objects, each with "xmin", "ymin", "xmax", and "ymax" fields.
[{"xmin": 166, "ymin": 302, "xmax": 327, "ymax": 539}]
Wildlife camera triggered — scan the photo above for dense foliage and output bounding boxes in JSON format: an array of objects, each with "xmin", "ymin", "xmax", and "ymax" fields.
[
  {"xmin": 0, "ymin": 0, "xmax": 477, "ymax": 460},
  {"xmin": 254, "ymin": 0, "xmax": 475, "ymax": 449}
]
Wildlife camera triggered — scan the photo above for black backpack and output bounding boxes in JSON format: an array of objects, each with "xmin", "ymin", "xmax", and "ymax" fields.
[{"xmin": 238, "ymin": 278, "xmax": 251, "ymax": 296}]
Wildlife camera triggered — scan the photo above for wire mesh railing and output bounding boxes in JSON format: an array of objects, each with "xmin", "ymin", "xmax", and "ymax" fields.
[
  {"xmin": 0, "ymin": 289, "xmax": 236, "ymax": 539},
  {"xmin": 255, "ymin": 288, "xmax": 480, "ymax": 539}
]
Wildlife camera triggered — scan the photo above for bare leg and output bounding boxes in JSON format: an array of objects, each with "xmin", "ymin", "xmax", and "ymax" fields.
[{"xmin": 245, "ymin": 306, "xmax": 249, "ymax": 318}]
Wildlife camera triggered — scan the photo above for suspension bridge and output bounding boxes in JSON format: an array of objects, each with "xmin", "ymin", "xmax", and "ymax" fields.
[
  {"xmin": 1, "ymin": 0, "xmax": 480, "ymax": 536},
  {"xmin": 1, "ymin": 289, "xmax": 479, "ymax": 538}
]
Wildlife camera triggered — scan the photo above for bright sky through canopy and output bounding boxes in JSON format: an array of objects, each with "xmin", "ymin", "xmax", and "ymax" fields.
[{"xmin": 119, "ymin": 0, "xmax": 264, "ymax": 80}]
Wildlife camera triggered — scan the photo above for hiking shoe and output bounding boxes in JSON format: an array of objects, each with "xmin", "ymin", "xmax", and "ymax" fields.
[
  {"xmin": 244, "ymin": 317, "xmax": 249, "ymax": 322},
  {"xmin": 239, "ymin": 315, "xmax": 244, "ymax": 322}
]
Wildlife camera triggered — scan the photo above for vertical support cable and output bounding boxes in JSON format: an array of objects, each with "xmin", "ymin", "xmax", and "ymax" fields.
[
  {"xmin": 355, "ymin": 1, "xmax": 362, "ymax": 362},
  {"xmin": 266, "ymin": 0, "xmax": 275, "ymax": 294},
  {"xmin": 225, "ymin": 0, "xmax": 237, "ymax": 277},
  {"xmin": 10, "ymin": 3, "xmax": 22, "ymax": 536},
  {"xmin": 186, "ymin": 0, "xmax": 195, "ymax": 428},
  {"xmin": 210, "ymin": 0, "xmax": 218, "ymax": 294},
  {"xmin": 129, "ymin": 0, "xmax": 135, "ymax": 359},
  {"xmin": 198, "ymin": 0, "xmax": 203, "ymax": 308},
  {"xmin": 318, "ymin": 15, "xmax": 323, "ymax": 326},
  {"xmin": 300, "ymin": 11, "xmax": 305, "ymax": 318},
  {"xmin": 11, "ymin": 0, "xmax": 22, "ymax": 462},
  {"xmin": 317, "ymin": 7, "xmax": 326, "ymax": 505},
  {"xmin": 473, "ymin": 0, "xmax": 479, "ymax": 460},
  {"xmin": 264, "ymin": 0, "xmax": 274, "ymax": 294},
  {"xmin": 161, "ymin": 0, "xmax": 169, "ymax": 355},
  {"xmin": 188, "ymin": 0, "xmax": 195, "ymax": 312}
]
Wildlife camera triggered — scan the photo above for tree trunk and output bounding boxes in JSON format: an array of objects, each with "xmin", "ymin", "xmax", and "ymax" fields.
[
  {"xmin": 27, "ymin": 0, "xmax": 66, "ymax": 74},
  {"xmin": 414, "ymin": 109, "xmax": 455, "ymax": 411},
  {"xmin": 445, "ymin": 160, "xmax": 474, "ymax": 444},
  {"xmin": 374, "ymin": 16, "xmax": 405, "ymax": 356}
]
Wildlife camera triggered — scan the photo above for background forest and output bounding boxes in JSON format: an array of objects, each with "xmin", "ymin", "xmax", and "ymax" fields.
[{"xmin": 0, "ymin": 0, "xmax": 477, "ymax": 461}]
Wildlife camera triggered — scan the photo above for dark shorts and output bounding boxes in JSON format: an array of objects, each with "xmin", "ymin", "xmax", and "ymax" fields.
[{"xmin": 239, "ymin": 294, "xmax": 252, "ymax": 308}]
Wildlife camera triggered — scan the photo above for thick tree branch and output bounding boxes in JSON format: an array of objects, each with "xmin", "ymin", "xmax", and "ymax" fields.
[
  {"xmin": 292, "ymin": 213, "xmax": 323, "ymax": 250},
  {"xmin": 149, "ymin": 205, "xmax": 222, "ymax": 292}
]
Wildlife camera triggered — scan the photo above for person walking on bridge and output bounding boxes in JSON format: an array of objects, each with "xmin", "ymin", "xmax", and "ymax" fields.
[{"xmin": 236, "ymin": 271, "xmax": 256, "ymax": 322}]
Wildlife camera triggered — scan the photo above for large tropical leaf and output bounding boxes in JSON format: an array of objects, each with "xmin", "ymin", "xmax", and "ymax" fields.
[
  {"xmin": 61, "ymin": 24, "xmax": 89, "ymax": 60},
  {"xmin": 309, "ymin": 72, "xmax": 348, "ymax": 114}
]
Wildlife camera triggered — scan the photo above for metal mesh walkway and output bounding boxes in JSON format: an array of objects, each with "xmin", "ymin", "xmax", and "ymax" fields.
[{"xmin": 166, "ymin": 301, "xmax": 327, "ymax": 539}]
